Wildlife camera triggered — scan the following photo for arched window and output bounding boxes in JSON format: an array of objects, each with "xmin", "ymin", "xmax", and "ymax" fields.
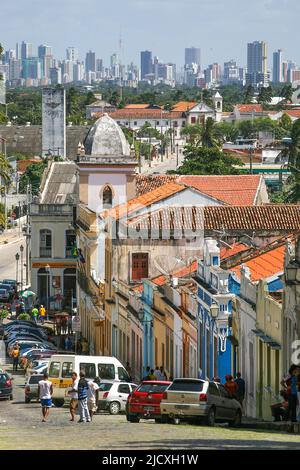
[
  {"xmin": 40, "ymin": 229, "xmax": 52, "ymax": 258},
  {"xmin": 66, "ymin": 229, "xmax": 76, "ymax": 258},
  {"xmin": 102, "ymin": 185, "xmax": 113, "ymax": 208}
]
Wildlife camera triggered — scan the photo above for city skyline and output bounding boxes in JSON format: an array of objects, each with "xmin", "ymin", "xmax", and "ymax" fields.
[{"xmin": 2, "ymin": 0, "xmax": 300, "ymax": 67}]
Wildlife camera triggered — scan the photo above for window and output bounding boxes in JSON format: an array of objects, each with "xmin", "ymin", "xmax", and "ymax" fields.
[
  {"xmin": 134, "ymin": 121, "xmax": 137, "ymax": 126},
  {"xmin": 66, "ymin": 230, "xmax": 76, "ymax": 258},
  {"xmin": 62, "ymin": 362, "xmax": 73, "ymax": 378},
  {"xmin": 168, "ymin": 380, "xmax": 204, "ymax": 392},
  {"xmin": 118, "ymin": 384, "xmax": 130, "ymax": 394},
  {"xmin": 131, "ymin": 253, "xmax": 149, "ymax": 281},
  {"xmin": 98, "ymin": 363, "xmax": 115, "ymax": 380},
  {"xmin": 49, "ymin": 362, "xmax": 60, "ymax": 378},
  {"xmin": 98, "ymin": 383, "xmax": 113, "ymax": 392},
  {"xmin": 40, "ymin": 229, "xmax": 52, "ymax": 258},
  {"xmin": 118, "ymin": 367, "xmax": 130, "ymax": 382},
  {"xmin": 102, "ymin": 185, "xmax": 113, "ymax": 208},
  {"xmin": 213, "ymin": 256, "xmax": 219, "ymax": 266},
  {"xmin": 156, "ymin": 121, "xmax": 160, "ymax": 126},
  {"xmin": 79, "ymin": 363, "xmax": 96, "ymax": 378},
  {"xmin": 137, "ymin": 383, "xmax": 169, "ymax": 394},
  {"xmin": 209, "ymin": 382, "xmax": 220, "ymax": 396},
  {"xmin": 191, "ymin": 117, "xmax": 196, "ymax": 124}
]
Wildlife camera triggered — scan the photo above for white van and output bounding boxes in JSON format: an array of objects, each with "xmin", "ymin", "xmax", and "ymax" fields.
[{"xmin": 47, "ymin": 354, "xmax": 130, "ymax": 406}]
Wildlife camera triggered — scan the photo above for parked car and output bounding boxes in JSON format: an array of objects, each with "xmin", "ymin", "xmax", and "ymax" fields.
[
  {"xmin": 0, "ymin": 288, "xmax": 10, "ymax": 302},
  {"xmin": 126, "ymin": 380, "xmax": 172, "ymax": 423},
  {"xmin": 160, "ymin": 378, "xmax": 242, "ymax": 426},
  {"xmin": 0, "ymin": 283, "xmax": 15, "ymax": 294},
  {"xmin": 3, "ymin": 279, "xmax": 17, "ymax": 290},
  {"xmin": 25, "ymin": 361, "xmax": 49, "ymax": 380},
  {"xmin": 25, "ymin": 374, "xmax": 43, "ymax": 403},
  {"xmin": 0, "ymin": 372, "xmax": 13, "ymax": 400},
  {"xmin": 97, "ymin": 381, "xmax": 138, "ymax": 415}
]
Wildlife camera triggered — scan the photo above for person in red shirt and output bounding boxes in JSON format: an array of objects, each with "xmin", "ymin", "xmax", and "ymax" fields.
[{"xmin": 224, "ymin": 375, "xmax": 238, "ymax": 397}]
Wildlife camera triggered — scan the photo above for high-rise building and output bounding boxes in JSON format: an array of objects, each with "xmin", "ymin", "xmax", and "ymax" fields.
[
  {"xmin": 66, "ymin": 47, "xmax": 79, "ymax": 62},
  {"xmin": 38, "ymin": 45, "xmax": 52, "ymax": 59},
  {"xmin": 140, "ymin": 50, "xmax": 152, "ymax": 79},
  {"xmin": 21, "ymin": 41, "xmax": 33, "ymax": 60},
  {"xmin": 85, "ymin": 51, "xmax": 96, "ymax": 73},
  {"xmin": 273, "ymin": 49, "xmax": 283, "ymax": 83},
  {"xmin": 9, "ymin": 59, "xmax": 22, "ymax": 81},
  {"xmin": 185, "ymin": 47, "xmax": 201, "ymax": 70},
  {"xmin": 73, "ymin": 62, "xmax": 85, "ymax": 82},
  {"xmin": 22, "ymin": 57, "xmax": 43, "ymax": 80},
  {"xmin": 246, "ymin": 41, "xmax": 268, "ymax": 86},
  {"xmin": 49, "ymin": 67, "xmax": 62, "ymax": 85}
]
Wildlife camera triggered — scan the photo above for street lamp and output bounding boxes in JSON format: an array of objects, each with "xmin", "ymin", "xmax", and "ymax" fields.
[
  {"xmin": 210, "ymin": 302, "xmax": 219, "ymax": 319},
  {"xmin": 45, "ymin": 264, "xmax": 50, "ymax": 320},
  {"xmin": 20, "ymin": 244, "xmax": 24, "ymax": 288},
  {"xmin": 176, "ymin": 143, "xmax": 179, "ymax": 168},
  {"xmin": 285, "ymin": 262, "xmax": 299, "ymax": 285},
  {"xmin": 15, "ymin": 253, "xmax": 20, "ymax": 290}
]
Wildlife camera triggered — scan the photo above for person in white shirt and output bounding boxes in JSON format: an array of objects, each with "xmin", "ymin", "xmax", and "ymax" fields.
[
  {"xmin": 68, "ymin": 372, "xmax": 79, "ymax": 422},
  {"xmin": 38, "ymin": 373, "xmax": 53, "ymax": 422},
  {"xmin": 87, "ymin": 377, "xmax": 100, "ymax": 421},
  {"xmin": 154, "ymin": 367, "xmax": 160, "ymax": 380}
]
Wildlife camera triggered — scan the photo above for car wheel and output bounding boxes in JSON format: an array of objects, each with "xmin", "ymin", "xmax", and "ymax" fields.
[
  {"xmin": 172, "ymin": 417, "xmax": 180, "ymax": 425},
  {"xmin": 206, "ymin": 407, "xmax": 216, "ymax": 427},
  {"xmin": 53, "ymin": 399, "xmax": 64, "ymax": 407},
  {"xmin": 127, "ymin": 414, "xmax": 140, "ymax": 423},
  {"xmin": 160, "ymin": 415, "xmax": 168, "ymax": 424},
  {"xmin": 231, "ymin": 410, "xmax": 242, "ymax": 427},
  {"xmin": 109, "ymin": 401, "xmax": 121, "ymax": 415}
]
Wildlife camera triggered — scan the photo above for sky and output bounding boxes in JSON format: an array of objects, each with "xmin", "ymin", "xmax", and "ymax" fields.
[{"xmin": 1, "ymin": 0, "xmax": 300, "ymax": 69}]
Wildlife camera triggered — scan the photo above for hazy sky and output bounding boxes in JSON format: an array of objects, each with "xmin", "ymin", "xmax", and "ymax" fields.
[{"xmin": 2, "ymin": 0, "xmax": 300, "ymax": 68}]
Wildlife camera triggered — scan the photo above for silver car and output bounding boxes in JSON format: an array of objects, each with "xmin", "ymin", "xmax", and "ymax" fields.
[
  {"xmin": 160, "ymin": 378, "xmax": 242, "ymax": 426},
  {"xmin": 97, "ymin": 381, "xmax": 138, "ymax": 415}
]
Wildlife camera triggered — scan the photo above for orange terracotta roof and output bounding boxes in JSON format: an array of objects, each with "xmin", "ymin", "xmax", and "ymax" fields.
[
  {"xmin": 230, "ymin": 244, "xmax": 285, "ymax": 281},
  {"xmin": 178, "ymin": 175, "xmax": 262, "ymax": 206},
  {"xmin": 103, "ymin": 182, "xmax": 186, "ymax": 220},
  {"xmin": 284, "ymin": 110, "xmax": 300, "ymax": 118},
  {"xmin": 236, "ymin": 104, "xmax": 263, "ymax": 113},
  {"xmin": 172, "ymin": 101, "xmax": 197, "ymax": 112},
  {"xmin": 94, "ymin": 109, "xmax": 184, "ymax": 120},
  {"xmin": 124, "ymin": 104, "xmax": 152, "ymax": 109},
  {"xmin": 220, "ymin": 243, "xmax": 250, "ymax": 260},
  {"xmin": 136, "ymin": 175, "xmax": 177, "ymax": 195}
]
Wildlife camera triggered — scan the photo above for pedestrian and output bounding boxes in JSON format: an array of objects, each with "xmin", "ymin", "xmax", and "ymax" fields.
[
  {"xmin": 77, "ymin": 372, "xmax": 91, "ymax": 423},
  {"xmin": 285, "ymin": 365, "xmax": 299, "ymax": 422},
  {"xmin": 11, "ymin": 345, "xmax": 20, "ymax": 372},
  {"xmin": 38, "ymin": 373, "xmax": 53, "ymax": 422},
  {"xmin": 81, "ymin": 338, "xmax": 89, "ymax": 355},
  {"xmin": 159, "ymin": 366, "xmax": 167, "ymax": 380},
  {"xmin": 212, "ymin": 376, "xmax": 221, "ymax": 383},
  {"xmin": 271, "ymin": 390, "xmax": 289, "ymax": 422},
  {"xmin": 31, "ymin": 306, "xmax": 39, "ymax": 324},
  {"xmin": 87, "ymin": 377, "xmax": 100, "ymax": 421},
  {"xmin": 68, "ymin": 372, "xmax": 79, "ymax": 422},
  {"xmin": 235, "ymin": 372, "xmax": 246, "ymax": 407},
  {"xmin": 125, "ymin": 362, "xmax": 132, "ymax": 381},
  {"xmin": 142, "ymin": 366, "xmax": 151, "ymax": 381},
  {"xmin": 39, "ymin": 305, "xmax": 46, "ymax": 324},
  {"xmin": 224, "ymin": 374, "xmax": 238, "ymax": 398},
  {"xmin": 65, "ymin": 336, "xmax": 72, "ymax": 351},
  {"xmin": 148, "ymin": 369, "xmax": 156, "ymax": 380},
  {"xmin": 153, "ymin": 366, "xmax": 160, "ymax": 380}
]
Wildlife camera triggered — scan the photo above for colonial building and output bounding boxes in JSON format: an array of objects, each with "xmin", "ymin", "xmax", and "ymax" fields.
[{"xmin": 30, "ymin": 161, "xmax": 78, "ymax": 310}]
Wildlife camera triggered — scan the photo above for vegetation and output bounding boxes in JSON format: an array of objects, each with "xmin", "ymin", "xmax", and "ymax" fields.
[
  {"xmin": 286, "ymin": 119, "xmax": 300, "ymax": 202},
  {"xmin": 17, "ymin": 313, "xmax": 31, "ymax": 321},
  {"xmin": 19, "ymin": 160, "xmax": 47, "ymax": 195}
]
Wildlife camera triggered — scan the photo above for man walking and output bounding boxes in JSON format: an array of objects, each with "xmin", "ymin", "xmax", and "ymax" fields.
[
  {"xmin": 235, "ymin": 372, "xmax": 246, "ymax": 407},
  {"xmin": 224, "ymin": 375, "xmax": 238, "ymax": 398},
  {"xmin": 68, "ymin": 372, "xmax": 79, "ymax": 422},
  {"xmin": 38, "ymin": 373, "xmax": 53, "ymax": 422},
  {"xmin": 39, "ymin": 305, "xmax": 46, "ymax": 324},
  {"xmin": 32, "ymin": 306, "xmax": 39, "ymax": 324},
  {"xmin": 11, "ymin": 345, "xmax": 20, "ymax": 372},
  {"xmin": 77, "ymin": 372, "xmax": 91, "ymax": 423},
  {"xmin": 87, "ymin": 377, "xmax": 100, "ymax": 421}
]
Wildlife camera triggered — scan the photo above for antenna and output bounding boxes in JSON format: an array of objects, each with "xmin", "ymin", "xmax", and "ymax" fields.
[{"xmin": 153, "ymin": 255, "xmax": 186, "ymax": 277}]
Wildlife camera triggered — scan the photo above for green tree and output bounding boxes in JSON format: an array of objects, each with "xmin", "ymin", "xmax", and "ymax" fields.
[
  {"xmin": 279, "ymin": 113, "xmax": 292, "ymax": 133},
  {"xmin": 202, "ymin": 117, "xmax": 219, "ymax": 148},
  {"xmin": 280, "ymin": 84, "xmax": 293, "ymax": 102},
  {"xmin": 0, "ymin": 153, "xmax": 12, "ymax": 187},
  {"xmin": 174, "ymin": 146, "xmax": 243, "ymax": 175},
  {"xmin": 285, "ymin": 119, "xmax": 300, "ymax": 202},
  {"xmin": 257, "ymin": 86, "xmax": 273, "ymax": 105},
  {"xmin": 243, "ymin": 85, "xmax": 255, "ymax": 104},
  {"xmin": 19, "ymin": 161, "xmax": 47, "ymax": 195},
  {"xmin": 214, "ymin": 121, "xmax": 239, "ymax": 143},
  {"xmin": 181, "ymin": 124, "xmax": 203, "ymax": 144}
]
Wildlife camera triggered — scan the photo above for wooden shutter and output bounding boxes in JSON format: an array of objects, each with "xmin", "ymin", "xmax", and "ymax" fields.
[{"xmin": 132, "ymin": 253, "xmax": 149, "ymax": 281}]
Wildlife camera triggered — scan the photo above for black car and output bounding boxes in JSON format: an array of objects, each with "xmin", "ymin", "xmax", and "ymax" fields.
[{"xmin": 0, "ymin": 372, "xmax": 13, "ymax": 400}]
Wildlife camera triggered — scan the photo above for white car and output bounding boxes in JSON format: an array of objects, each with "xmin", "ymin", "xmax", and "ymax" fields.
[{"xmin": 97, "ymin": 381, "xmax": 138, "ymax": 415}]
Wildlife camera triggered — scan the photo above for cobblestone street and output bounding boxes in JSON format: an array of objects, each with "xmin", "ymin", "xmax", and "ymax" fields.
[{"xmin": 1, "ymin": 371, "xmax": 300, "ymax": 450}]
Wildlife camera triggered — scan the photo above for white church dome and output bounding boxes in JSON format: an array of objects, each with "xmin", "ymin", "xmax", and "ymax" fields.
[{"xmin": 84, "ymin": 113, "xmax": 130, "ymax": 157}]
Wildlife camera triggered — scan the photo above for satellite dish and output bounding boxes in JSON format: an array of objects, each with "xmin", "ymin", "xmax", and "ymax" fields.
[{"xmin": 153, "ymin": 255, "xmax": 186, "ymax": 277}]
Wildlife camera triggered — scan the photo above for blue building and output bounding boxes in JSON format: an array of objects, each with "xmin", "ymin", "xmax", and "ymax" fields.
[
  {"xmin": 194, "ymin": 239, "xmax": 235, "ymax": 382},
  {"xmin": 140, "ymin": 280, "xmax": 155, "ymax": 374}
]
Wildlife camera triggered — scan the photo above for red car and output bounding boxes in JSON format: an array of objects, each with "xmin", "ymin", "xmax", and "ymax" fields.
[{"xmin": 126, "ymin": 381, "xmax": 172, "ymax": 423}]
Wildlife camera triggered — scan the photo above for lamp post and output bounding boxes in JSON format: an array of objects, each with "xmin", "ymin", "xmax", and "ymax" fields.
[
  {"xmin": 20, "ymin": 244, "xmax": 24, "ymax": 289},
  {"xmin": 210, "ymin": 302, "xmax": 219, "ymax": 319},
  {"xmin": 176, "ymin": 143, "xmax": 179, "ymax": 168},
  {"xmin": 15, "ymin": 253, "xmax": 20, "ymax": 291},
  {"xmin": 285, "ymin": 262, "xmax": 299, "ymax": 285}
]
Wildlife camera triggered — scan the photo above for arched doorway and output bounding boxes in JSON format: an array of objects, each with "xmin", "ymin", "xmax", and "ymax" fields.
[
  {"xmin": 102, "ymin": 185, "xmax": 113, "ymax": 208},
  {"xmin": 63, "ymin": 268, "xmax": 76, "ymax": 308}
]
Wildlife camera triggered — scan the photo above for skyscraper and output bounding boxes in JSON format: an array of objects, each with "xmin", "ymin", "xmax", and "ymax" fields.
[
  {"xmin": 185, "ymin": 47, "xmax": 201, "ymax": 70},
  {"xmin": 38, "ymin": 45, "xmax": 52, "ymax": 59},
  {"xmin": 85, "ymin": 51, "xmax": 96, "ymax": 73},
  {"xmin": 66, "ymin": 47, "xmax": 79, "ymax": 62},
  {"xmin": 273, "ymin": 49, "xmax": 283, "ymax": 83},
  {"xmin": 246, "ymin": 41, "xmax": 268, "ymax": 86},
  {"xmin": 140, "ymin": 50, "xmax": 152, "ymax": 79},
  {"xmin": 21, "ymin": 41, "xmax": 33, "ymax": 60}
]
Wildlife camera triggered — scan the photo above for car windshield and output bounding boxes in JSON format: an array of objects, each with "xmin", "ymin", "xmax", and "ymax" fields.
[
  {"xmin": 98, "ymin": 383, "xmax": 113, "ymax": 392},
  {"xmin": 137, "ymin": 383, "xmax": 169, "ymax": 394},
  {"xmin": 0, "ymin": 374, "xmax": 8, "ymax": 384},
  {"xmin": 168, "ymin": 380, "xmax": 204, "ymax": 392},
  {"xmin": 29, "ymin": 375, "xmax": 43, "ymax": 384}
]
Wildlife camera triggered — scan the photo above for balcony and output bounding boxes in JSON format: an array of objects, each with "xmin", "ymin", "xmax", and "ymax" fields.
[
  {"xmin": 77, "ymin": 204, "xmax": 98, "ymax": 233},
  {"xmin": 30, "ymin": 204, "xmax": 74, "ymax": 216},
  {"xmin": 39, "ymin": 247, "xmax": 52, "ymax": 258}
]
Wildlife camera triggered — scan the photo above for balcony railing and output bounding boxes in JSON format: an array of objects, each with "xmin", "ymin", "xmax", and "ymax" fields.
[
  {"xmin": 30, "ymin": 204, "xmax": 74, "ymax": 216},
  {"xmin": 77, "ymin": 204, "xmax": 98, "ymax": 232},
  {"xmin": 40, "ymin": 247, "xmax": 52, "ymax": 258}
]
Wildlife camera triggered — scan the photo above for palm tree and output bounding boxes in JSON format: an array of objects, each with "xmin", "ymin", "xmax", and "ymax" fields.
[
  {"xmin": 0, "ymin": 152, "xmax": 11, "ymax": 187},
  {"xmin": 201, "ymin": 117, "xmax": 219, "ymax": 148}
]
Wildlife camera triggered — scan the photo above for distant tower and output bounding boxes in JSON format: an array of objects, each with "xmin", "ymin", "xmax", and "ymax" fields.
[{"xmin": 212, "ymin": 92, "xmax": 223, "ymax": 122}]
